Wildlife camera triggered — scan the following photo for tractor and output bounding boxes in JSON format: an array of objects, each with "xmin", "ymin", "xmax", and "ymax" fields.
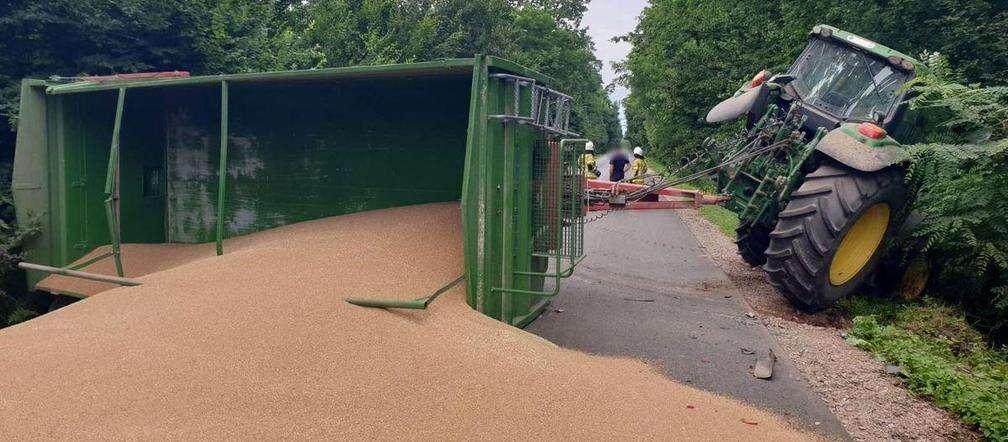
[{"xmin": 705, "ymin": 25, "xmax": 924, "ymax": 311}]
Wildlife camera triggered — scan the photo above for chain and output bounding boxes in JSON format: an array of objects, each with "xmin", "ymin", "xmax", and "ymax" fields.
[
  {"xmin": 583, "ymin": 149, "xmax": 706, "ymax": 225},
  {"xmin": 584, "ymin": 206, "xmax": 618, "ymax": 224},
  {"xmin": 583, "ymin": 112, "xmax": 799, "ymax": 225}
]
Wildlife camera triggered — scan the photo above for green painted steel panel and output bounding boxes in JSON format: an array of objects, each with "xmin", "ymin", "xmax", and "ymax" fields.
[
  {"xmin": 63, "ymin": 92, "xmax": 116, "ymax": 260},
  {"xmin": 163, "ymin": 85, "xmax": 221, "ymax": 242},
  {"xmin": 157, "ymin": 75, "xmax": 470, "ymax": 243},
  {"xmin": 120, "ymin": 88, "xmax": 169, "ymax": 244},
  {"xmin": 460, "ymin": 57, "xmax": 551, "ymax": 325},
  {"xmin": 12, "ymin": 82, "xmax": 51, "ymax": 287}
]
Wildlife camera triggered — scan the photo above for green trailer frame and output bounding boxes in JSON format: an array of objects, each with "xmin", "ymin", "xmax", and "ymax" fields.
[{"xmin": 12, "ymin": 56, "xmax": 585, "ymax": 326}]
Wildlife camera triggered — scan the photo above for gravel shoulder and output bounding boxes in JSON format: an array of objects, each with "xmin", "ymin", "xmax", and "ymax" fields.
[{"xmin": 677, "ymin": 208, "xmax": 979, "ymax": 442}]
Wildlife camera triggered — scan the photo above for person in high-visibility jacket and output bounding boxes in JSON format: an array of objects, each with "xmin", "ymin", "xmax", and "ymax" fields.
[
  {"xmin": 581, "ymin": 141, "xmax": 600, "ymax": 179},
  {"xmin": 630, "ymin": 146, "xmax": 648, "ymax": 184}
]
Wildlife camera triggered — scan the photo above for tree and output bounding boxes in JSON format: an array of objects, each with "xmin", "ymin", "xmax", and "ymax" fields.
[
  {"xmin": 0, "ymin": 0, "xmax": 304, "ymax": 146},
  {"xmin": 291, "ymin": 0, "xmax": 619, "ymax": 144}
]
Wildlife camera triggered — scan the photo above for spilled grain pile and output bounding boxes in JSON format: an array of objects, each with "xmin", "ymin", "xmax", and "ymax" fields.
[{"xmin": 0, "ymin": 202, "xmax": 812, "ymax": 440}]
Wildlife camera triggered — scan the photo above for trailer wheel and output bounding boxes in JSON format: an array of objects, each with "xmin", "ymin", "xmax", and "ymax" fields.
[
  {"xmin": 736, "ymin": 223, "xmax": 771, "ymax": 266},
  {"xmin": 763, "ymin": 163, "xmax": 905, "ymax": 311}
]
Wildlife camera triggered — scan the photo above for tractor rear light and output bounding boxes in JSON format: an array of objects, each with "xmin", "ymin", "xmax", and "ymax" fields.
[
  {"xmin": 858, "ymin": 122, "xmax": 887, "ymax": 139},
  {"xmin": 750, "ymin": 70, "xmax": 768, "ymax": 88}
]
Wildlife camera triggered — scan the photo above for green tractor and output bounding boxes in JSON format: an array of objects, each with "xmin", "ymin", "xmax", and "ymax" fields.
[{"xmin": 706, "ymin": 25, "xmax": 924, "ymax": 311}]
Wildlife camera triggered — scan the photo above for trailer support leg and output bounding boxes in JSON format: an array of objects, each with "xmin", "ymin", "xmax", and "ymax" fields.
[
  {"xmin": 18, "ymin": 262, "xmax": 141, "ymax": 287},
  {"xmin": 345, "ymin": 275, "xmax": 465, "ymax": 310},
  {"xmin": 104, "ymin": 88, "xmax": 126, "ymax": 277},
  {"xmin": 216, "ymin": 80, "xmax": 229, "ymax": 256}
]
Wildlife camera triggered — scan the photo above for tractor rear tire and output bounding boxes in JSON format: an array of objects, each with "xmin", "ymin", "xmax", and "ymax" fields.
[
  {"xmin": 763, "ymin": 163, "xmax": 905, "ymax": 312},
  {"xmin": 736, "ymin": 223, "xmax": 771, "ymax": 266}
]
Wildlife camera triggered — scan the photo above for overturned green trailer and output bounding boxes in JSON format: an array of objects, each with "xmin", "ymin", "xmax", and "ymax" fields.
[{"xmin": 12, "ymin": 56, "xmax": 585, "ymax": 327}]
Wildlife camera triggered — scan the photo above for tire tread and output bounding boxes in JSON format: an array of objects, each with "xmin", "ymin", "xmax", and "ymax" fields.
[{"xmin": 762, "ymin": 164, "xmax": 903, "ymax": 312}]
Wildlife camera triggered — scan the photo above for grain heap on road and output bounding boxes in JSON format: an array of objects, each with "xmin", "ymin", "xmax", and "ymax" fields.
[{"xmin": 2, "ymin": 202, "xmax": 812, "ymax": 440}]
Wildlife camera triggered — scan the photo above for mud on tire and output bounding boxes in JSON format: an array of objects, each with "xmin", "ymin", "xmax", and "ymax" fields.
[
  {"xmin": 736, "ymin": 222, "xmax": 771, "ymax": 266},
  {"xmin": 763, "ymin": 162, "xmax": 905, "ymax": 311}
]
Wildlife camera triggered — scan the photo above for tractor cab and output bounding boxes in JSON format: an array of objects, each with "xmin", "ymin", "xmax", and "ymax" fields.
[
  {"xmin": 779, "ymin": 25, "xmax": 921, "ymax": 133},
  {"xmin": 708, "ymin": 25, "xmax": 923, "ymax": 136}
]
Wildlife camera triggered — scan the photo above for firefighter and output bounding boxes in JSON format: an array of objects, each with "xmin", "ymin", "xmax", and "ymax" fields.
[
  {"xmin": 630, "ymin": 146, "xmax": 648, "ymax": 184},
  {"xmin": 581, "ymin": 141, "xmax": 600, "ymax": 179}
]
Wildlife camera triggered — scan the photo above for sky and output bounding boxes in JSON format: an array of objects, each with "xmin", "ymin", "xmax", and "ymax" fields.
[{"xmin": 582, "ymin": 0, "xmax": 649, "ymax": 130}]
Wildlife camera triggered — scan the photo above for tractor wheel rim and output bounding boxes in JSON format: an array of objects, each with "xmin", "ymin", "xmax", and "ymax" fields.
[{"xmin": 829, "ymin": 203, "xmax": 890, "ymax": 286}]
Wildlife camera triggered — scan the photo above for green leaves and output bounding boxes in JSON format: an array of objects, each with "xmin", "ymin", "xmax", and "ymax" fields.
[
  {"xmin": 901, "ymin": 76, "xmax": 1008, "ymax": 340},
  {"xmin": 848, "ymin": 309, "xmax": 1008, "ymax": 440},
  {"xmin": 0, "ymin": 0, "xmax": 620, "ymax": 153}
]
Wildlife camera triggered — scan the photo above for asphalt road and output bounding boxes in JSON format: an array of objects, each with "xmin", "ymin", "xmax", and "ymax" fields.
[{"xmin": 526, "ymin": 209, "xmax": 848, "ymax": 439}]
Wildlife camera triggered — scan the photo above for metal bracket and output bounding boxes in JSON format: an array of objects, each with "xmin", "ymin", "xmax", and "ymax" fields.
[{"xmin": 487, "ymin": 73, "xmax": 578, "ymax": 137}]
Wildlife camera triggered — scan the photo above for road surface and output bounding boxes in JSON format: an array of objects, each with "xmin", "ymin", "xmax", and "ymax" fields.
[{"xmin": 526, "ymin": 209, "xmax": 847, "ymax": 439}]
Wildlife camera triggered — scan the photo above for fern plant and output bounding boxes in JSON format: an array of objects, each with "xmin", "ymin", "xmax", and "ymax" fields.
[
  {"xmin": 0, "ymin": 164, "xmax": 41, "ymax": 327},
  {"xmin": 901, "ymin": 58, "xmax": 1008, "ymax": 341}
]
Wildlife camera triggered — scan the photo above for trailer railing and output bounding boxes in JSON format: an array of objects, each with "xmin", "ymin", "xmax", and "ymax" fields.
[{"xmin": 494, "ymin": 138, "xmax": 586, "ymax": 298}]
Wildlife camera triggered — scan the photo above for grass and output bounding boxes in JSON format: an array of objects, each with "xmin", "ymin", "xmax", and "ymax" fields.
[
  {"xmin": 688, "ymin": 192, "xmax": 1008, "ymax": 439},
  {"xmin": 668, "ymin": 159, "xmax": 1008, "ymax": 439},
  {"xmin": 698, "ymin": 205, "xmax": 739, "ymax": 239},
  {"xmin": 842, "ymin": 297, "xmax": 1008, "ymax": 440},
  {"xmin": 4, "ymin": 305, "xmax": 36, "ymax": 327},
  {"xmin": 657, "ymin": 166, "xmax": 740, "ymax": 239}
]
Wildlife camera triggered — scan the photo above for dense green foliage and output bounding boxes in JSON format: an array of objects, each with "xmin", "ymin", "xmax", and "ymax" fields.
[
  {"xmin": 0, "ymin": 0, "xmax": 620, "ymax": 324},
  {"xmin": 899, "ymin": 65, "xmax": 1008, "ymax": 341},
  {"xmin": 846, "ymin": 305, "xmax": 1008, "ymax": 440},
  {"xmin": 0, "ymin": 1, "xmax": 300, "ymax": 134},
  {"xmin": 0, "ymin": 166, "xmax": 39, "ymax": 326},
  {"xmin": 618, "ymin": 0, "xmax": 1008, "ymax": 165},
  {"xmin": 281, "ymin": 0, "xmax": 621, "ymax": 145},
  {"xmin": 0, "ymin": 0, "xmax": 620, "ymax": 152}
]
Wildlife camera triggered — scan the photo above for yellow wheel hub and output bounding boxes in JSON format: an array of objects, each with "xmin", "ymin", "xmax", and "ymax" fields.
[{"xmin": 829, "ymin": 203, "xmax": 890, "ymax": 286}]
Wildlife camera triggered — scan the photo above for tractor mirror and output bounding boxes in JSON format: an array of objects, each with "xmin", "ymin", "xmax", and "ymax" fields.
[
  {"xmin": 872, "ymin": 111, "xmax": 885, "ymax": 124},
  {"xmin": 771, "ymin": 74, "xmax": 795, "ymax": 86},
  {"xmin": 705, "ymin": 86, "xmax": 763, "ymax": 123}
]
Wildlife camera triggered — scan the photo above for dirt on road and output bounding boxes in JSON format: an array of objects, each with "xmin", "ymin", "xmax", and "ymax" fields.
[
  {"xmin": 678, "ymin": 208, "xmax": 979, "ymax": 441},
  {"xmin": 2, "ymin": 202, "xmax": 813, "ymax": 440}
]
